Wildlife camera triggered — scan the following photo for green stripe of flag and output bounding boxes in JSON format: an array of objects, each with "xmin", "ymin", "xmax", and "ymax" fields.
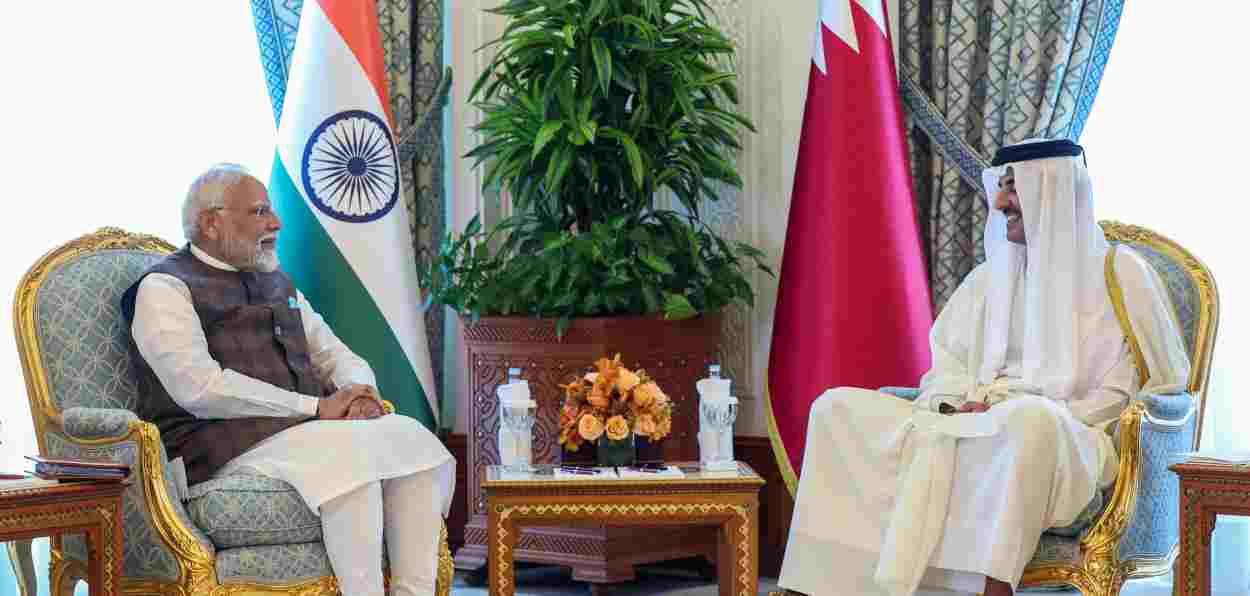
[{"xmin": 269, "ymin": 151, "xmax": 436, "ymax": 428}]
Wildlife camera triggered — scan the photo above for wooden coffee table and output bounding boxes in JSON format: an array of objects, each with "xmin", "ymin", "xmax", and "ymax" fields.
[
  {"xmin": 0, "ymin": 480, "xmax": 126, "ymax": 596},
  {"xmin": 1169, "ymin": 458, "xmax": 1250, "ymax": 595},
  {"xmin": 482, "ymin": 462, "xmax": 764, "ymax": 596}
]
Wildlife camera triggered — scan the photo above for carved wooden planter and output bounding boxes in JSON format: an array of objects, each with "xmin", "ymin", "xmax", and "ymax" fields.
[{"xmin": 453, "ymin": 312, "xmax": 723, "ymax": 587}]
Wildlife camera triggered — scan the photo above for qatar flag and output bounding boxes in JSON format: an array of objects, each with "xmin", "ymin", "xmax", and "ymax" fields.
[{"xmin": 765, "ymin": 0, "xmax": 933, "ymax": 495}]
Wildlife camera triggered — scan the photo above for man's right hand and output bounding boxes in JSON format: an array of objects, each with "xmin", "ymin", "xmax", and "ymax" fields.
[
  {"xmin": 316, "ymin": 384, "xmax": 375, "ymax": 420},
  {"xmin": 955, "ymin": 402, "xmax": 990, "ymax": 414}
]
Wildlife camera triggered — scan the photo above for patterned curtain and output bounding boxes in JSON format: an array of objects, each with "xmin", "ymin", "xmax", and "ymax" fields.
[
  {"xmin": 250, "ymin": 0, "xmax": 448, "ymax": 423},
  {"xmin": 897, "ymin": 0, "xmax": 1124, "ymax": 310}
]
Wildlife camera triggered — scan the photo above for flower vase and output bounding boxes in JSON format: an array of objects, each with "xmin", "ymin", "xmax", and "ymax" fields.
[{"xmin": 596, "ymin": 432, "xmax": 635, "ymax": 467}]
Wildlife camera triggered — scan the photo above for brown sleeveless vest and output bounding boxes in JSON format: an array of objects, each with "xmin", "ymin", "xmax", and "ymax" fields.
[{"xmin": 121, "ymin": 247, "xmax": 333, "ymax": 486}]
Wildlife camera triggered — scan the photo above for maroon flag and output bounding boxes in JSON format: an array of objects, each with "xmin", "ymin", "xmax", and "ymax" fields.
[{"xmin": 766, "ymin": 0, "xmax": 933, "ymax": 495}]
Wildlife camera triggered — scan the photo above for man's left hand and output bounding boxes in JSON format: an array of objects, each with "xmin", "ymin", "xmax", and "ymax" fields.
[
  {"xmin": 345, "ymin": 385, "xmax": 386, "ymax": 420},
  {"xmin": 955, "ymin": 402, "xmax": 990, "ymax": 414}
]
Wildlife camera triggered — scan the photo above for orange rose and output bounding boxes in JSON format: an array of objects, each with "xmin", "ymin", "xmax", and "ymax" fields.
[
  {"xmin": 635, "ymin": 414, "xmax": 657, "ymax": 437},
  {"xmin": 560, "ymin": 425, "xmax": 584, "ymax": 451},
  {"xmin": 615, "ymin": 367, "xmax": 641, "ymax": 393},
  {"xmin": 587, "ymin": 383, "xmax": 611, "ymax": 409},
  {"xmin": 605, "ymin": 415, "xmax": 630, "ymax": 441},
  {"xmin": 578, "ymin": 414, "xmax": 605, "ymax": 441},
  {"xmin": 652, "ymin": 411, "xmax": 672, "ymax": 440},
  {"xmin": 632, "ymin": 382, "xmax": 664, "ymax": 409}
]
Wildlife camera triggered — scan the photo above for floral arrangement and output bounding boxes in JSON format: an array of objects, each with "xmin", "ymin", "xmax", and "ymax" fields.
[{"xmin": 557, "ymin": 354, "xmax": 673, "ymax": 452}]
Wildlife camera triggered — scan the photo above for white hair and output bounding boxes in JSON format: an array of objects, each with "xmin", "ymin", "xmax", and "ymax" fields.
[{"xmin": 182, "ymin": 163, "xmax": 256, "ymax": 242}]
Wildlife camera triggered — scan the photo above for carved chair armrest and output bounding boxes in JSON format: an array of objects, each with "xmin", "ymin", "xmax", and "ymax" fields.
[
  {"xmin": 877, "ymin": 387, "xmax": 921, "ymax": 401},
  {"xmin": 61, "ymin": 407, "xmax": 139, "ymax": 440},
  {"xmin": 1079, "ymin": 402, "xmax": 1147, "ymax": 557},
  {"xmin": 1114, "ymin": 391, "xmax": 1196, "ymax": 564},
  {"xmin": 43, "ymin": 416, "xmax": 216, "ymax": 582}
]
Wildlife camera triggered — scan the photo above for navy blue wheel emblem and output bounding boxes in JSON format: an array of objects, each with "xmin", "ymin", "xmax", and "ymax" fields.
[{"xmin": 301, "ymin": 110, "xmax": 399, "ymax": 223}]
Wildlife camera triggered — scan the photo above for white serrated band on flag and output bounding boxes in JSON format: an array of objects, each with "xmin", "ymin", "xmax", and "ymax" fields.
[
  {"xmin": 276, "ymin": 0, "xmax": 439, "ymax": 421},
  {"xmin": 812, "ymin": 0, "xmax": 888, "ymax": 73}
]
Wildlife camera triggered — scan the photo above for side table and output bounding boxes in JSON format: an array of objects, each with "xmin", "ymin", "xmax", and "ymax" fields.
[
  {"xmin": 482, "ymin": 462, "xmax": 764, "ymax": 596},
  {"xmin": 1169, "ymin": 459, "xmax": 1250, "ymax": 596},
  {"xmin": 0, "ymin": 480, "xmax": 126, "ymax": 596}
]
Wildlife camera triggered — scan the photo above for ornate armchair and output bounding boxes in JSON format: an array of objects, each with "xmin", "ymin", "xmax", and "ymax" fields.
[
  {"xmin": 874, "ymin": 221, "xmax": 1217, "ymax": 596},
  {"xmin": 12, "ymin": 228, "xmax": 454, "ymax": 596}
]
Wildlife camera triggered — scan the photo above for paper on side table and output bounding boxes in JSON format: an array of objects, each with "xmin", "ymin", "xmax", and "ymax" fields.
[{"xmin": 615, "ymin": 465, "xmax": 685, "ymax": 479}]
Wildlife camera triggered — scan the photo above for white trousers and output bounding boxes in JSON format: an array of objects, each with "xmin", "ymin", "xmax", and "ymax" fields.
[
  {"xmin": 320, "ymin": 462, "xmax": 453, "ymax": 596},
  {"xmin": 780, "ymin": 389, "xmax": 1114, "ymax": 596}
]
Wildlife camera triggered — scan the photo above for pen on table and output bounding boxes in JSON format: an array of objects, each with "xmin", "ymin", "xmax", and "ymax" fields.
[{"xmin": 0, "ymin": 474, "xmax": 29, "ymax": 480}]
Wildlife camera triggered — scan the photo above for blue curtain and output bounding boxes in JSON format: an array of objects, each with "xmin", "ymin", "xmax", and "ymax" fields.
[{"xmin": 897, "ymin": 0, "xmax": 1124, "ymax": 309}]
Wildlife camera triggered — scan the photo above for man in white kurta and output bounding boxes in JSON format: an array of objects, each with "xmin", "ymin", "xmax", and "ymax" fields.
[
  {"xmin": 778, "ymin": 140, "xmax": 1190, "ymax": 596},
  {"xmin": 129, "ymin": 163, "xmax": 454, "ymax": 596}
]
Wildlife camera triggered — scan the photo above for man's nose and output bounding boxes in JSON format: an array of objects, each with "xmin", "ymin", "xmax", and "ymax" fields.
[
  {"xmin": 268, "ymin": 214, "xmax": 283, "ymax": 232},
  {"xmin": 993, "ymin": 190, "xmax": 1009, "ymax": 210}
]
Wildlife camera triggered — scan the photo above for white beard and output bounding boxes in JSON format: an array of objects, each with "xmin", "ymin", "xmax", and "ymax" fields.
[{"xmin": 252, "ymin": 247, "xmax": 280, "ymax": 273}]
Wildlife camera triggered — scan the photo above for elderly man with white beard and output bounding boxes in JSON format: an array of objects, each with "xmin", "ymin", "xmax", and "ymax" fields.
[
  {"xmin": 777, "ymin": 140, "xmax": 1191, "ymax": 596},
  {"xmin": 120, "ymin": 163, "xmax": 454, "ymax": 596}
]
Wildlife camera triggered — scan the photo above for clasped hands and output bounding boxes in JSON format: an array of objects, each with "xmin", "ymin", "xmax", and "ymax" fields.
[
  {"xmin": 940, "ymin": 401, "xmax": 991, "ymax": 415},
  {"xmin": 316, "ymin": 384, "xmax": 387, "ymax": 420}
]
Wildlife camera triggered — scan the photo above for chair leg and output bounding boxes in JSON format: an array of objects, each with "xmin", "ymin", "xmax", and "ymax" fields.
[
  {"xmin": 436, "ymin": 521, "xmax": 454, "ymax": 596},
  {"xmin": 50, "ymin": 556, "xmax": 86, "ymax": 596}
]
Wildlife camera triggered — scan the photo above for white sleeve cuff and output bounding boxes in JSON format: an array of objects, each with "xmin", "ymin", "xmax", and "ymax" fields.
[{"xmin": 298, "ymin": 394, "xmax": 320, "ymax": 418}]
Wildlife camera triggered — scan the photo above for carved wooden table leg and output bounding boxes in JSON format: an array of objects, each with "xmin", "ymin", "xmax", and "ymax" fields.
[
  {"xmin": 717, "ymin": 503, "xmax": 758, "ymax": 596},
  {"xmin": 488, "ymin": 506, "xmax": 517, "ymax": 596},
  {"xmin": 1169, "ymin": 460, "xmax": 1250, "ymax": 596},
  {"xmin": 86, "ymin": 522, "xmax": 103, "ymax": 596}
]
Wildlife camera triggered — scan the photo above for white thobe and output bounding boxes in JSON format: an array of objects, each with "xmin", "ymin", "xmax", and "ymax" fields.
[
  {"xmin": 130, "ymin": 244, "xmax": 453, "ymax": 515},
  {"xmin": 779, "ymin": 268, "xmax": 1137, "ymax": 596}
]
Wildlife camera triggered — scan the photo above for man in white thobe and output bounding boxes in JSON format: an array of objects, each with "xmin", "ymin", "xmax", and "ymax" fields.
[
  {"xmin": 123, "ymin": 163, "xmax": 454, "ymax": 596},
  {"xmin": 778, "ymin": 139, "xmax": 1190, "ymax": 596}
]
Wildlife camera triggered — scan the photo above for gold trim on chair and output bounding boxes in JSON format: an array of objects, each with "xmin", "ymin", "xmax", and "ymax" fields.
[
  {"xmin": 1011, "ymin": 222, "xmax": 1220, "ymax": 595},
  {"xmin": 1020, "ymin": 402, "xmax": 1145, "ymax": 596},
  {"xmin": 14, "ymin": 228, "xmax": 455, "ymax": 596},
  {"xmin": 1100, "ymin": 220, "xmax": 1220, "ymax": 445}
]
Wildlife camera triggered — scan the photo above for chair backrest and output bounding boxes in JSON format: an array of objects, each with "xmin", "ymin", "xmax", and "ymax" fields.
[
  {"xmin": 14, "ymin": 228, "xmax": 175, "ymax": 452},
  {"xmin": 1101, "ymin": 220, "xmax": 1219, "ymax": 447}
]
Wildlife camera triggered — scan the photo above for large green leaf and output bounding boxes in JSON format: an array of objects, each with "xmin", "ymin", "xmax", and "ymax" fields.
[{"xmin": 532, "ymin": 121, "xmax": 565, "ymax": 160}]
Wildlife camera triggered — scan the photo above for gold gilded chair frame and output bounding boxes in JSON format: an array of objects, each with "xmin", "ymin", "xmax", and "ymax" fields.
[
  {"xmin": 14, "ymin": 227, "xmax": 454, "ymax": 596},
  {"xmin": 1016, "ymin": 221, "xmax": 1218, "ymax": 596}
]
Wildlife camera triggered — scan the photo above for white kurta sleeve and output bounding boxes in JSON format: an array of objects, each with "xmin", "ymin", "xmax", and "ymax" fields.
[
  {"xmin": 131, "ymin": 274, "xmax": 320, "ymax": 419},
  {"xmin": 1065, "ymin": 342, "xmax": 1137, "ymax": 427},
  {"xmin": 297, "ymin": 291, "xmax": 376, "ymax": 391},
  {"xmin": 916, "ymin": 266, "xmax": 984, "ymax": 412},
  {"xmin": 1114, "ymin": 248, "xmax": 1192, "ymax": 394}
]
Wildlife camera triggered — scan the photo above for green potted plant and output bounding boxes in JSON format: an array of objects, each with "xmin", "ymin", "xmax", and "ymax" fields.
[{"xmin": 432, "ymin": 0, "xmax": 771, "ymax": 580}]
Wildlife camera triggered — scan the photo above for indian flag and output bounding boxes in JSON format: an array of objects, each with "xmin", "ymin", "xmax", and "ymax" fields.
[{"xmin": 269, "ymin": 0, "xmax": 438, "ymax": 428}]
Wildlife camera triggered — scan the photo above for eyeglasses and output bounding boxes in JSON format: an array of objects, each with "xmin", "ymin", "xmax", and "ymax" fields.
[{"xmin": 212, "ymin": 205, "xmax": 276, "ymax": 219}]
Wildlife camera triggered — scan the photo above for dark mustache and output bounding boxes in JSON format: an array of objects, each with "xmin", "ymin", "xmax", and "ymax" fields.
[{"xmin": 1000, "ymin": 208, "xmax": 1021, "ymax": 219}]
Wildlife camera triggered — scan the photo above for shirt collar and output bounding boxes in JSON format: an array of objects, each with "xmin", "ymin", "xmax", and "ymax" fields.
[{"xmin": 189, "ymin": 244, "xmax": 239, "ymax": 272}]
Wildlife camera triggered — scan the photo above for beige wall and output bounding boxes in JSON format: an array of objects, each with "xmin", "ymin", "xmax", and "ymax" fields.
[{"xmin": 446, "ymin": 1, "xmax": 899, "ymax": 437}]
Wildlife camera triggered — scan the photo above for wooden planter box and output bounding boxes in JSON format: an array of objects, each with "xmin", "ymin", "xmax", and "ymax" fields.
[{"xmin": 453, "ymin": 312, "xmax": 723, "ymax": 588}]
